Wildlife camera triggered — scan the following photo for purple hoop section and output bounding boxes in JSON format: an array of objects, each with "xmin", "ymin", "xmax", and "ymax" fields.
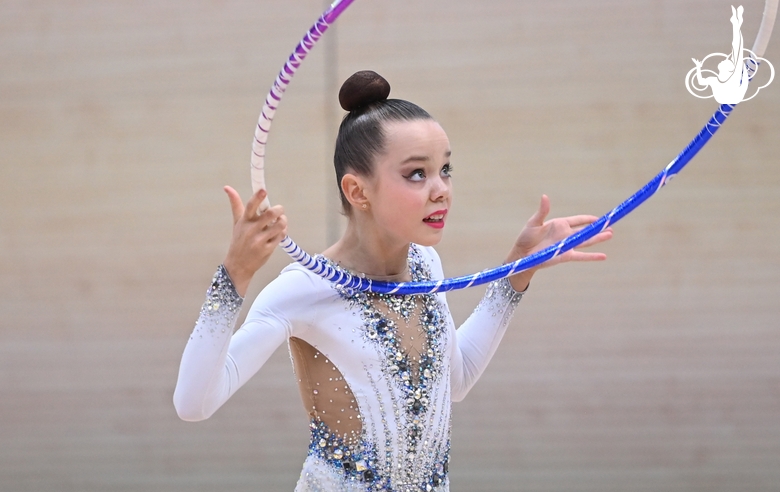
[
  {"xmin": 250, "ymin": 0, "xmax": 356, "ymax": 200},
  {"xmin": 253, "ymin": 0, "xmax": 774, "ymax": 295}
]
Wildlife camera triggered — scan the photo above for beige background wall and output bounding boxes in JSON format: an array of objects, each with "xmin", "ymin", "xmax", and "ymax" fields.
[{"xmin": 2, "ymin": 0, "xmax": 779, "ymax": 490}]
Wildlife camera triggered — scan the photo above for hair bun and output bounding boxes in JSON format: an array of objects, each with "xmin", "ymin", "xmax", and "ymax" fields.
[{"xmin": 338, "ymin": 70, "xmax": 391, "ymax": 111}]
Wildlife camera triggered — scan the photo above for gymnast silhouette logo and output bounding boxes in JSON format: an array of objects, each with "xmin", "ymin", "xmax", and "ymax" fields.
[{"xmin": 685, "ymin": 5, "xmax": 774, "ymax": 104}]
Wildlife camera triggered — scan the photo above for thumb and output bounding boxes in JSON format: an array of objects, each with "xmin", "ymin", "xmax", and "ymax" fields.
[
  {"xmin": 224, "ymin": 186, "xmax": 244, "ymax": 224},
  {"xmin": 527, "ymin": 194, "xmax": 550, "ymax": 227}
]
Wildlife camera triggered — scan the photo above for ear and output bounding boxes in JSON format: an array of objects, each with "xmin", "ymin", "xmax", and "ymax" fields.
[{"xmin": 341, "ymin": 173, "xmax": 370, "ymax": 210}]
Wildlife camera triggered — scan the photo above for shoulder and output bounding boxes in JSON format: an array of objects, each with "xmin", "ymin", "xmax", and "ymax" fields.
[{"xmin": 246, "ymin": 262, "xmax": 329, "ymax": 322}]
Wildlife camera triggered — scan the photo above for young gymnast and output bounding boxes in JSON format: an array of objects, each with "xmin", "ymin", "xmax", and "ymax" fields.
[{"xmin": 174, "ymin": 70, "xmax": 613, "ymax": 491}]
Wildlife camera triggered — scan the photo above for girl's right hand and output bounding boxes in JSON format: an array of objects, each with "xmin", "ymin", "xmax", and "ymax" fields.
[{"xmin": 222, "ymin": 186, "xmax": 287, "ymax": 297}]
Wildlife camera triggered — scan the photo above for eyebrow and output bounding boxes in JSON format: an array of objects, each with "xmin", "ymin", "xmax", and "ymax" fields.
[{"xmin": 401, "ymin": 150, "xmax": 452, "ymax": 164}]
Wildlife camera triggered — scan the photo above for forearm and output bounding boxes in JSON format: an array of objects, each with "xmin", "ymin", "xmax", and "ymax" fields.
[
  {"xmin": 450, "ymin": 277, "xmax": 525, "ymax": 401},
  {"xmin": 173, "ymin": 265, "xmax": 244, "ymax": 421},
  {"xmin": 503, "ymin": 246, "xmax": 536, "ymax": 292}
]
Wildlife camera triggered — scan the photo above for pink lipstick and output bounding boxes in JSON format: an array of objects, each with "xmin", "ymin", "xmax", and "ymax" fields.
[{"xmin": 423, "ymin": 209, "xmax": 448, "ymax": 229}]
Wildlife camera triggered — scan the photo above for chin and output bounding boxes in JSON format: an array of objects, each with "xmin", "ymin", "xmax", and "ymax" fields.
[{"xmin": 413, "ymin": 231, "xmax": 444, "ymax": 247}]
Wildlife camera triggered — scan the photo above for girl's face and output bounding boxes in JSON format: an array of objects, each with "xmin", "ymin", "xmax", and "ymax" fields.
[{"xmin": 363, "ymin": 119, "xmax": 453, "ymax": 247}]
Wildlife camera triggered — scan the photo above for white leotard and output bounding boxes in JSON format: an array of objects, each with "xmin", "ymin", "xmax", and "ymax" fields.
[{"xmin": 174, "ymin": 245, "xmax": 524, "ymax": 491}]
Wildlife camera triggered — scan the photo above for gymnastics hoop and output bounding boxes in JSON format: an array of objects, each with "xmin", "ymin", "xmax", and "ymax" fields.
[{"xmin": 250, "ymin": 0, "xmax": 778, "ymax": 295}]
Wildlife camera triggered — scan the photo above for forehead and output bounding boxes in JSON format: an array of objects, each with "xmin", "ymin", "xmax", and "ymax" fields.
[{"xmin": 381, "ymin": 120, "xmax": 450, "ymax": 161}]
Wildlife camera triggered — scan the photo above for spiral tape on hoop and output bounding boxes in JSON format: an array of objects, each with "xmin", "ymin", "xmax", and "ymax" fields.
[{"xmin": 251, "ymin": 0, "xmax": 777, "ymax": 294}]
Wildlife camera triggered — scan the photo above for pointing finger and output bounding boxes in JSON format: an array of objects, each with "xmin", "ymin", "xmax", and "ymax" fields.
[
  {"xmin": 244, "ymin": 188, "xmax": 268, "ymax": 220},
  {"xmin": 565, "ymin": 215, "xmax": 600, "ymax": 228}
]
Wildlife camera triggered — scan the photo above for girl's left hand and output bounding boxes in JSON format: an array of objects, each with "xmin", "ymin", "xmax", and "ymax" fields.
[{"xmin": 504, "ymin": 194, "xmax": 613, "ymax": 292}]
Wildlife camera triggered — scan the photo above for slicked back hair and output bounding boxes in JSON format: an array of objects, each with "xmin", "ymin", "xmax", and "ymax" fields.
[{"xmin": 334, "ymin": 99, "xmax": 432, "ymax": 213}]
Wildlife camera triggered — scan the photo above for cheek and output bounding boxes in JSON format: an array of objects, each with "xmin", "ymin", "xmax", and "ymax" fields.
[
  {"xmin": 402, "ymin": 186, "xmax": 429, "ymax": 209},
  {"xmin": 376, "ymin": 182, "xmax": 426, "ymax": 220}
]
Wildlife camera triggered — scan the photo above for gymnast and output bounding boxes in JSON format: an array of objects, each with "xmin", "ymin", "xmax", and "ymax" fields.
[{"xmin": 173, "ymin": 70, "xmax": 613, "ymax": 491}]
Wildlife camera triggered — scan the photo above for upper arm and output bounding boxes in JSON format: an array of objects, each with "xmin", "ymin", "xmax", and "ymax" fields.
[{"xmin": 230, "ymin": 268, "xmax": 322, "ymax": 387}]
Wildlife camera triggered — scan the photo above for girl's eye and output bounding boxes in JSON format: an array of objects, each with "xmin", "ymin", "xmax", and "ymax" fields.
[
  {"xmin": 441, "ymin": 164, "xmax": 453, "ymax": 178},
  {"xmin": 406, "ymin": 169, "xmax": 426, "ymax": 182}
]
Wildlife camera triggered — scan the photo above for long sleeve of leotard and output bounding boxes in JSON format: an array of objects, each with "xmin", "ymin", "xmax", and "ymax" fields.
[
  {"xmin": 448, "ymin": 277, "xmax": 524, "ymax": 401},
  {"xmin": 173, "ymin": 265, "xmax": 319, "ymax": 421},
  {"xmin": 419, "ymin": 247, "xmax": 525, "ymax": 403}
]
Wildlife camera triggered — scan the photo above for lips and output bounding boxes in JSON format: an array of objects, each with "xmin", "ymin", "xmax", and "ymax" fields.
[{"xmin": 423, "ymin": 209, "xmax": 448, "ymax": 229}]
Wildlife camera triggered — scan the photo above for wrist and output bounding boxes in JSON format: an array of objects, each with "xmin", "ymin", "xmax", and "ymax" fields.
[
  {"xmin": 508, "ymin": 271, "xmax": 532, "ymax": 293},
  {"xmin": 504, "ymin": 251, "xmax": 534, "ymax": 293},
  {"xmin": 221, "ymin": 258, "xmax": 253, "ymax": 297}
]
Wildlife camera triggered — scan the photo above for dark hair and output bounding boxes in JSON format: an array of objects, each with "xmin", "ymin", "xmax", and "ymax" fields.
[{"xmin": 334, "ymin": 71, "xmax": 432, "ymax": 212}]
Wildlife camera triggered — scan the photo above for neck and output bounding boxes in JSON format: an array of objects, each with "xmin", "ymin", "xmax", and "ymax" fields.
[{"xmin": 322, "ymin": 216, "xmax": 411, "ymax": 282}]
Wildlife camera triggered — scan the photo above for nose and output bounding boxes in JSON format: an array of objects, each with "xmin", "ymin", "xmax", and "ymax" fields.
[{"xmin": 429, "ymin": 174, "xmax": 451, "ymax": 203}]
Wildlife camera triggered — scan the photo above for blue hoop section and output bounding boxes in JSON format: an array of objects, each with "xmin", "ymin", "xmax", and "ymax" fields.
[
  {"xmin": 279, "ymin": 104, "xmax": 735, "ymax": 294},
  {"xmin": 253, "ymin": 0, "xmax": 776, "ymax": 295}
]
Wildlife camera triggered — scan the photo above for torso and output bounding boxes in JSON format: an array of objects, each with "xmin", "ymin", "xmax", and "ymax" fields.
[{"xmin": 287, "ymin": 245, "xmax": 452, "ymax": 491}]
